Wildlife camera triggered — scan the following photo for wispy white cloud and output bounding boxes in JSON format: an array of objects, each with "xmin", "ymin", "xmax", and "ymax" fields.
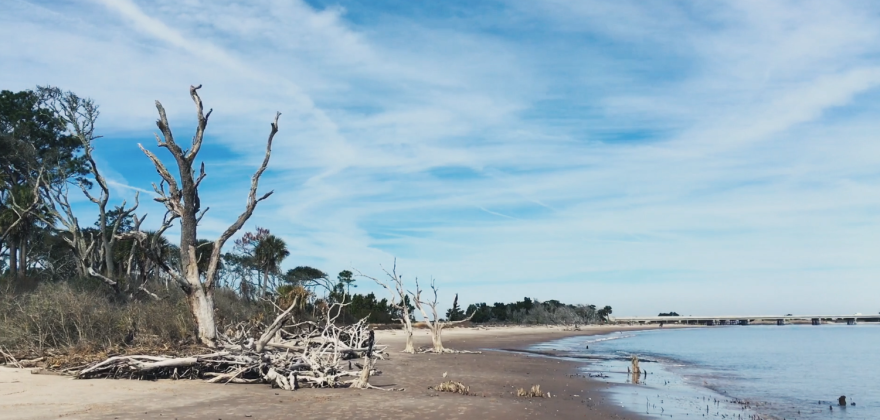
[{"xmin": 3, "ymin": 0, "xmax": 880, "ymax": 316}]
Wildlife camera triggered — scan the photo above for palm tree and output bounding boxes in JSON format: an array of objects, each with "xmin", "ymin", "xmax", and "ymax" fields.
[
  {"xmin": 0, "ymin": 185, "xmax": 51, "ymax": 278},
  {"xmin": 254, "ymin": 234, "xmax": 289, "ymax": 296}
]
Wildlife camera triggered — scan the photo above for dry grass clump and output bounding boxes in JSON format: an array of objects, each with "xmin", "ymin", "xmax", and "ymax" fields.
[
  {"xmin": 431, "ymin": 380, "xmax": 471, "ymax": 395},
  {"xmin": 517, "ymin": 384, "xmax": 550, "ymax": 398},
  {"xmin": 0, "ymin": 282, "xmax": 192, "ymax": 355},
  {"xmin": 0, "ymin": 281, "xmax": 275, "ymax": 366}
]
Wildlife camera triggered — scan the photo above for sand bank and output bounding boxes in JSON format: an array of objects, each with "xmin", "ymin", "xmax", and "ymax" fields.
[{"xmin": 0, "ymin": 324, "xmax": 665, "ymax": 419}]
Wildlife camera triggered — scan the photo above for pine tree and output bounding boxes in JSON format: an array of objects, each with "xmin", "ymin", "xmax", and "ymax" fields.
[{"xmin": 446, "ymin": 293, "xmax": 466, "ymax": 321}]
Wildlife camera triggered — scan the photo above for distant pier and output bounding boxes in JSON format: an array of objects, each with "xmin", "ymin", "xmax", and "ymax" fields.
[{"xmin": 613, "ymin": 314, "xmax": 878, "ymax": 325}]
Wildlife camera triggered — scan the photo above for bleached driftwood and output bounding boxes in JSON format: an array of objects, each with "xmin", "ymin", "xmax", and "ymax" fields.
[
  {"xmin": 411, "ymin": 279, "xmax": 476, "ymax": 353},
  {"xmin": 357, "ymin": 259, "xmax": 417, "ymax": 353},
  {"xmin": 75, "ymin": 300, "xmax": 391, "ymax": 391}
]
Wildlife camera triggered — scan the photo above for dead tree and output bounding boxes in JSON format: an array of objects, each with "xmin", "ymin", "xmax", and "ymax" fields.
[
  {"xmin": 138, "ymin": 85, "xmax": 280, "ymax": 347},
  {"xmin": 0, "ymin": 168, "xmax": 45, "ymax": 244},
  {"xmin": 37, "ymin": 87, "xmax": 141, "ymax": 290},
  {"xmin": 39, "ymin": 174, "xmax": 97, "ymax": 278},
  {"xmin": 115, "ymin": 214, "xmax": 161, "ymax": 300},
  {"xmin": 410, "ymin": 278, "xmax": 475, "ymax": 353},
  {"xmin": 356, "ymin": 259, "xmax": 416, "ymax": 353}
]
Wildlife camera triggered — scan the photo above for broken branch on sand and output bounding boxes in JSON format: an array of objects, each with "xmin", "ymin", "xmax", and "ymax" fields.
[{"xmin": 74, "ymin": 299, "xmax": 393, "ymax": 391}]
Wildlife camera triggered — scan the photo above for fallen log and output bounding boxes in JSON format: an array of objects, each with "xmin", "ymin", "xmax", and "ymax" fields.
[{"xmin": 74, "ymin": 302, "xmax": 389, "ymax": 391}]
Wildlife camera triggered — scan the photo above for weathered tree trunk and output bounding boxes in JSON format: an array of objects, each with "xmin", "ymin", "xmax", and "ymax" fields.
[
  {"xmin": 350, "ymin": 355, "xmax": 373, "ymax": 389},
  {"xmin": 18, "ymin": 238, "xmax": 26, "ymax": 275},
  {"xmin": 138, "ymin": 85, "xmax": 279, "ymax": 347},
  {"xmin": 103, "ymin": 231, "xmax": 115, "ymax": 279},
  {"xmin": 189, "ymin": 285, "xmax": 217, "ymax": 345},
  {"xmin": 8, "ymin": 240, "xmax": 17, "ymax": 277},
  {"xmin": 431, "ymin": 327, "xmax": 444, "ymax": 353},
  {"xmin": 402, "ymin": 317, "xmax": 415, "ymax": 353}
]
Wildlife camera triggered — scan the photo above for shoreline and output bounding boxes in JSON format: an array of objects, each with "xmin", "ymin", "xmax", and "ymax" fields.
[
  {"xmin": 0, "ymin": 324, "xmax": 675, "ymax": 420},
  {"xmin": 554, "ymin": 325, "xmax": 834, "ymax": 420},
  {"xmin": 475, "ymin": 325, "xmax": 773, "ymax": 419}
]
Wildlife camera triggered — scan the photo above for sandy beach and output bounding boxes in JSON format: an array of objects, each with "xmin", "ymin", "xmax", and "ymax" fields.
[{"xmin": 0, "ymin": 324, "xmax": 663, "ymax": 420}]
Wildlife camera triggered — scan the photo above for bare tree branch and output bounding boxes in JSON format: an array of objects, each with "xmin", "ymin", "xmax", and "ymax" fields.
[
  {"xmin": 136, "ymin": 85, "xmax": 280, "ymax": 346},
  {"xmin": 0, "ymin": 167, "xmax": 45, "ymax": 243},
  {"xmin": 355, "ymin": 258, "xmax": 416, "ymax": 353},
  {"xmin": 410, "ymin": 278, "xmax": 476, "ymax": 353},
  {"xmin": 204, "ymin": 111, "xmax": 280, "ymax": 290}
]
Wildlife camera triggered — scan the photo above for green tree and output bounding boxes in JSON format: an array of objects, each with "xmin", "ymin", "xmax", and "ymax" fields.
[
  {"xmin": 337, "ymin": 270, "xmax": 356, "ymax": 297},
  {"xmin": 285, "ymin": 266, "xmax": 327, "ymax": 286},
  {"xmin": 597, "ymin": 305, "xmax": 613, "ymax": 322},
  {"xmin": 1, "ymin": 88, "xmax": 88, "ymax": 281},
  {"xmin": 446, "ymin": 293, "xmax": 466, "ymax": 321},
  {"xmin": 253, "ymin": 234, "xmax": 289, "ymax": 296},
  {"xmin": 0, "ymin": 185, "xmax": 52, "ymax": 277},
  {"xmin": 0, "ymin": 89, "xmax": 88, "ymax": 188}
]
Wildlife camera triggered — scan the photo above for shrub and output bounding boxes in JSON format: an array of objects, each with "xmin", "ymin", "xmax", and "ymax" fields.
[{"xmin": 0, "ymin": 281, "xmax": 271, "ymax": 357}]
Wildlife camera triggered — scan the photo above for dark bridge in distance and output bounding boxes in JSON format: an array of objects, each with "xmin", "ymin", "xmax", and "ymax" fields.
[{"xmin": 611, "ymin": 314, "xmax": 879, "ymax": 326}]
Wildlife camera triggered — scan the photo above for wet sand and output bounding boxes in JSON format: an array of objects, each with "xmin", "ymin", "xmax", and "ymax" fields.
[{"xmin": 0, "ymin": 325, "xmax": 662, "ymax": 420}]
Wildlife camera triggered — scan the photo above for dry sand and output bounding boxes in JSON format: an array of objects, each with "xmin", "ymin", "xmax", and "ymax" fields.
[{"xmin": 0, "ymin": 325, "xmax": 661, "ymax": 420}]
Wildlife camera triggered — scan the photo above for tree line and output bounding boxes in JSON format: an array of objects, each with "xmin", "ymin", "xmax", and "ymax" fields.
[
  {"xmin": 463, "ymin": 298, "xmax": 613, "ymax": 324},
  {"xmin": 1, "ymin": 85, "xmax": 614, "ymax": 353}
]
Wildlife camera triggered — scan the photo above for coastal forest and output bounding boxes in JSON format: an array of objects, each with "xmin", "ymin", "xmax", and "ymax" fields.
[{"xmin": 0, "ymin": 85, "xmax": 611, "ymax": 386}]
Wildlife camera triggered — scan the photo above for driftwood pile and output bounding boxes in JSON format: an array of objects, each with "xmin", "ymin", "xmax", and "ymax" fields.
[{"xmin": 74, "ymin": 301, "xmax": 389, "ymax": 391}]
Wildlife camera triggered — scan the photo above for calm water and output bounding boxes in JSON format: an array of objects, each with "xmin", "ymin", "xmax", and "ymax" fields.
[{"xmin": 531, "ymin": 325, "xmax": 879, "ymax": 419}]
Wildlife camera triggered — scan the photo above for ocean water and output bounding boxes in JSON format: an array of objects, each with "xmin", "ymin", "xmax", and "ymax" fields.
[{"xmin": 531, "ymin": 325, "xmax": 879, "ymax": 419}]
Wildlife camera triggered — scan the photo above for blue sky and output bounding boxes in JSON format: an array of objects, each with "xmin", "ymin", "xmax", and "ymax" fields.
[{"xmin": 3, "ymin": 0, "xmax": 880, "ymax": 316}]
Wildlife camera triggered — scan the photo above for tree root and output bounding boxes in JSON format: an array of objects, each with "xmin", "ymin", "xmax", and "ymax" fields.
[{"xmin": 74, "ymin": 303, "xmax": 388, "ymax": 391}]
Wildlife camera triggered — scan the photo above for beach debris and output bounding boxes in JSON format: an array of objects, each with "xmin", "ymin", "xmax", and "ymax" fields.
[
  {"xmin": 358, "ymin": 259, "xmax": 417, "ymax": 353},
  {"xmin": 74, "ymin": 298, "xmax": 393, "ymax": 391},
  {"xmin": 517, "ymin": 384, "xmax": 549, "ymax": 398},
  {"xmin": 630, "ymin": 354, "xmax": 642, "ymax": 384},
  {"xmin": 631, "ymin": 355, "xmax": 641, "ymax": 375},
  {"xmin": 0, "ymin": 347, "xmax": 22, "ymax": 368},
  {"xmin": 431, "ymin": 380, "xmax": 471, "ymax": 395},
  {"xmin": 410, "ymin": 279, "xmax": 476, "ymax": 353}
]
